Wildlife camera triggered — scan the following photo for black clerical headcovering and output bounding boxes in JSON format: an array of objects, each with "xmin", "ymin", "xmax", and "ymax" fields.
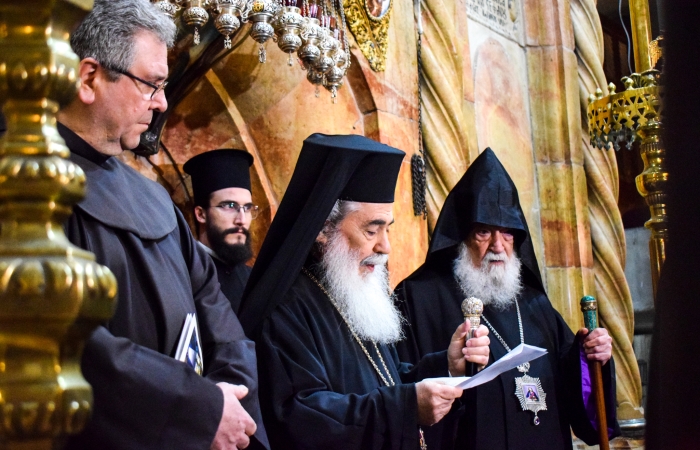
[
  {"xmin": 428, "ymin": 147, "xmax": 544, "ymax": 292},
  {"xmin": 238, "ymin": 133, "xmax": 405, "ymax": 337},
  {"xmin": 183, "ymin": 149, "xmax": 254, "ymax": 206}
]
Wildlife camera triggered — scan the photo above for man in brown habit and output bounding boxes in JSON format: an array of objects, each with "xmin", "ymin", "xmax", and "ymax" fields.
[{"xmin": 56, "ymin": 1, "xmax": 268, "ymax": 448}]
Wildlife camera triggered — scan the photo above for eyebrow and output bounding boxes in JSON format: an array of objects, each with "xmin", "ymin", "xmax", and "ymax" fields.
[{"xmin": 367, "ymin": 218, "xmax": 395, "ymax": 226}]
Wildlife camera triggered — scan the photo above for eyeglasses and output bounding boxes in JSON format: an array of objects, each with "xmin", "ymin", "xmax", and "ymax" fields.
[
  {"xmin": 212, "ymin": 202, "xmax": 260, "ymax": 219},
  {"xmin": 103, "ymin": 64, "xmax": 168, "ymax": 99}
]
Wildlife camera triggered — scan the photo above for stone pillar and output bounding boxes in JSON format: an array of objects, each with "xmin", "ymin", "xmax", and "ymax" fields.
[
  {"xmin": 571, "ymin": 0, "xmax": 645, "ymax": 428},
  {"xmin": 521, "ymin": 0, "xmax": 595, "ymax": 329}
]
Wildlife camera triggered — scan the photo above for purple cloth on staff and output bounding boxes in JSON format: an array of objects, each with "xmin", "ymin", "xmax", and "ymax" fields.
[{"xmin": 580, "ymin": 343, "xmax": 615, "ymax": 438}]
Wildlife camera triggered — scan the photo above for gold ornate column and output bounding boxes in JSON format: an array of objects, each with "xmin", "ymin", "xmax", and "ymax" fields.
[
  {"xmin": 587, "ymin": 74, "xmax": 663, "ymax": 442},
  {"xmin": 0, "ymin": 1, "xmax": 117, "ymax": 448},
  {"xmin": 571, "ymin": 0, "xmax": 644, "ymax": 425}
]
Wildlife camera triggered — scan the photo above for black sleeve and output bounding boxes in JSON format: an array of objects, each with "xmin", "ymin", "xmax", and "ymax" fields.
[{"xmin": 75, "ymin": 326, "xmax": 225, "ymax": 449}]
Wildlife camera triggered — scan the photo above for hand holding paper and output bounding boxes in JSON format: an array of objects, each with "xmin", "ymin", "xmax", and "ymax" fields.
[{"xmin": 429, "ymin": 344, "xmax": 547, "ymax": 390}]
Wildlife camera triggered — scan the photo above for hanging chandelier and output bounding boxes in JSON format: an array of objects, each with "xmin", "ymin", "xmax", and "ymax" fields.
[{"xmin": 151, "ymin": 0, "xmax": 351, "ymax": 101}]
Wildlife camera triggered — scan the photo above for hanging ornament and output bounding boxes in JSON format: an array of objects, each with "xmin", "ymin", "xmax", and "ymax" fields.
[
  {"xmin": 323, "ymin": 29, "xmax": 349, "ymax": 102},
  {"xmin": 273, "ymin": 5, "xmax": 304, "ymax": 66},
  {"xmin": 298, "ymin": 17, "xmax": 323, "ymax": 69},
  {"xmin": 249, "ymin": 0, "xmax": 280, "ymax": 63},
  {"xmin": 313, "ymin": 29, "xmax": 338, "ymax": 74},
  {"xmin": 214, "ymin": 1, "xmax": 242, "ymax": 49},
  {"xmin": 182, "ymin": 0, "xmax": 210, "ymax": 45},
  {"xmin": 151, "ymin": 0, "xmax": 182, "ymax": 18},
  {"xmin": 306, "ymin": 67, "xmax": 324, "ymax": 97}
]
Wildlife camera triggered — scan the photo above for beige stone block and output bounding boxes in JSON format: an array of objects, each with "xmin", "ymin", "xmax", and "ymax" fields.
[
  {"xmin": 527, "ymin": 46, "xmax": 575, "ymax": 165},
  {"xmin": 572, "ymin": 162, "xmax": 594, "ymax": 269},
  {"xmin": 543, "ymin": 266, "xmax": 585, "ymax": 330},
  {"xmin": 462, "ymin": 100, "xmax": 479, "ymax": 163},
  {"xmin": 536, "ymin": 162, "xmax": 585, "ymax": 268},
  {"xmin": 522, "ymin": 0, "xmax": 560, "ymax": 47},
  {"xmin": 564, "ymin": 47, "xmax": 584, "ymax": 162},
  {"xmin": 521, "ymin": 0, "xmax": 574, "ymax": 50},
  {"xmin": 558, "ymin": 0, "xmax": 575, "ymax": 51},
  {"xmin": 455, "ymin": 0, "xmax": 475, "ymax": 103}
]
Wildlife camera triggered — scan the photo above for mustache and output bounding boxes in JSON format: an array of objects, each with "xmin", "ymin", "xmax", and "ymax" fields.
[
  {"xmin": 222, "ymin": 227, "xmax": 249, "ymax": 236},
  {"xmin": 484, "ymin": 252, "xmax": 507, "ymax": 262},
  {"xmin": 361, "ymin": 253, "xmax": 389, "ymax": 266}
]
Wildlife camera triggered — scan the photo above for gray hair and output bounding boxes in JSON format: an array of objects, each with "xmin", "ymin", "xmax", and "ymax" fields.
[
  {"xmin": 71, "ymin": 0, "xmax": 177, "ymax": 81},
  {"xmin": 324, "ymin": 200, "xmax": 361, "ymax": 232}
]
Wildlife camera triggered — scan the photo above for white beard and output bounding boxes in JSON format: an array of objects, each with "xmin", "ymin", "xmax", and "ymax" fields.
[
  {"xmin": 320, "ymin": 231, "xmax": 404, "ymax": 344},
  {"xmin": 453, "ymin": 242, "xmax": 523, "ymax": 311}
]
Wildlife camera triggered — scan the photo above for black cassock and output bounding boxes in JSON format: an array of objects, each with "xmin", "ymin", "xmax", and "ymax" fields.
[
  {"xmin": 256, "ymin": 267, "xmax": 450, "ymax": 450},
  {"xmin": 197, "ymin": 241, "xmax": 252, "ymax": 315},
  {"xmin": 395, "ymin": 247, "xmax": 619, "ymax": 450},
  {"xmin": 59, "ymin": 124, "xmax": 268, "ymax": 450}
]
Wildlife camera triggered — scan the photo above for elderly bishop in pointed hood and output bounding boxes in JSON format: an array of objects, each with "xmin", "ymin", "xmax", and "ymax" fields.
[{"xmin": 394, "ymin": 148, "xmax": 620, "ymax": 450}]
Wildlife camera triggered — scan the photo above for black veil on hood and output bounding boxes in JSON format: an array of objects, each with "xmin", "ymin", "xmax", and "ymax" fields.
[
  {"xmin": 238, "ymin": 134, "xmax": 405, "ymax": 337},
  {"xmin": 428, "ymin": 147, "xmax": 544, "ymax": 292}
]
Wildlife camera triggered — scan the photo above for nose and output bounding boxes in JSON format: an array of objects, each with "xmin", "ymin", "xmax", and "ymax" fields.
[
  {"xmin": 490, "ymin": 231, "xmax": 506, "ymax": 253},
  {"xmin": 373, "ymin": 230, "xmax": 391, "ymax": 255},
  {"xmin": 151, "ymin": 90, "xmax": 168, "ymax": 112},
  {"xmin": 233, "ymin": 209, "xmax": 245, "ymax": 225}
]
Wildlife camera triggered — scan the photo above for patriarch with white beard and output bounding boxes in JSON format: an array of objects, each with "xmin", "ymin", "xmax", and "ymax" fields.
[
  {"xmin": 453, "ymin": 242, "xmax": 523, "ymax": 311},
  {"xmin": 320, "ymin": 227, "xmax": 404, "ymax": 344}
]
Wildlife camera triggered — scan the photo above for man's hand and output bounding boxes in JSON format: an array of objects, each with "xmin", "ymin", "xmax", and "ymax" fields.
[
  {"xmin": 447, "ymin": 320, "xmax": 490, "ymax": 376},
  {"xmin": 415, "ymin": 380, "xmax": 464, "ymax": 426},
  {"xmin": 211, "ymin": 383, "xmax": 257, "ymax": 450},
  {"xmin": 577, "ymin": 328, "xmax": 613, "ymax": 365}
]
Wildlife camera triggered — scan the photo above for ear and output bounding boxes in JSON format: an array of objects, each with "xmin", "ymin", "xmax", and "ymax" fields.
[
  {"xmin": 316, "ymin": 222, "xmax": 330, "ymax": 245},
  {"xmin": 76, "ymin": 57, "xmax": 101, "ymax": 105},
  {"xmin": 194, "ymin": 206, "xmax": 207, "ymax": 225}
]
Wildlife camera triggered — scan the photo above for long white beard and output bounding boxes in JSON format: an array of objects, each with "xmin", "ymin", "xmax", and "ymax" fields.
[
  {"xmin": 320, "ymin": 232, "xmax": 404, "ymax": 344},
  {"xmin": 453, "ymin": 242, "xmax": 523, "ymax": 311}
]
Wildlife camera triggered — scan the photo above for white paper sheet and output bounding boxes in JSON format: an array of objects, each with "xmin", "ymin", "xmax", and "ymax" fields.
[{"xmin": 426, "ymin": 343, "xmax": 548, "ymax": 390}]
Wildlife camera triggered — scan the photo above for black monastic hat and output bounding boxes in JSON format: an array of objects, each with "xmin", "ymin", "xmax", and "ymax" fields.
[
  {"xmin": 428, "ymin": 147, "xmax": 544, "ymax": 292},
  {"xmin": 183, "ymin": 149, "xmax": 254, "ymax": 206},
  {"xmin": 238, "ymin": 133, "xmax": 405, "ymax": 336}
]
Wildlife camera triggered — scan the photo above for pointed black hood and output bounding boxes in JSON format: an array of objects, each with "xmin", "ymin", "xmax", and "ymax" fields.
[
  {"xmin": 238, "ymin": 133, "xmax": 406, "ymax": 337},
  {"xmin": 428, "ymin": 148, "xmax": 543, "ymax": 292}
]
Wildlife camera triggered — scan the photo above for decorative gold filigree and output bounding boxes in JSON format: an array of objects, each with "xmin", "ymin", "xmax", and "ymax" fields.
[
  {"xmin": 649, "ymin": 35, "xmax": 663, "ymax": 69},
  {"xmin": 587, "ymin": 70, "xmax": 662, "ymax": 151},
  {"xmin": 343, "ymin": 0, "xmax": 391, "ymax": 72},
  {"xmin": 0, "ymin": 0, "xmax": 118, "ymax": 447}
]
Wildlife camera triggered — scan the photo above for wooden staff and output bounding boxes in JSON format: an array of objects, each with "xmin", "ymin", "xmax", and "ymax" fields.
[{"xmin": 580, "ymin": 295, "xmax": 610, "ymax": 450}]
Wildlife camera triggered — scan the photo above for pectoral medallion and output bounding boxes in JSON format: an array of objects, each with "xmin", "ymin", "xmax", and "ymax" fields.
[
  {"xmin": 479, "ymin": 298, "xmax": 546, "ymax": 426},
  {"xmin": 514, "ymin": 372, "xmax": 547, "ymax": 425}
]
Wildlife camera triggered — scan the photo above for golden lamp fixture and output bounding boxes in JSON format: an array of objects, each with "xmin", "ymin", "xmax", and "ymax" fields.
[
  {"xmin": 587, "ymin": 0, "xmax": 666, "ymax": 300},
  {"xmin": 151, "ymin": 0, "xmax": 351, "ymax": 101},
  {"xmin": 0, "ymin": 0, "xmax": 118, "ymax": 448}
]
